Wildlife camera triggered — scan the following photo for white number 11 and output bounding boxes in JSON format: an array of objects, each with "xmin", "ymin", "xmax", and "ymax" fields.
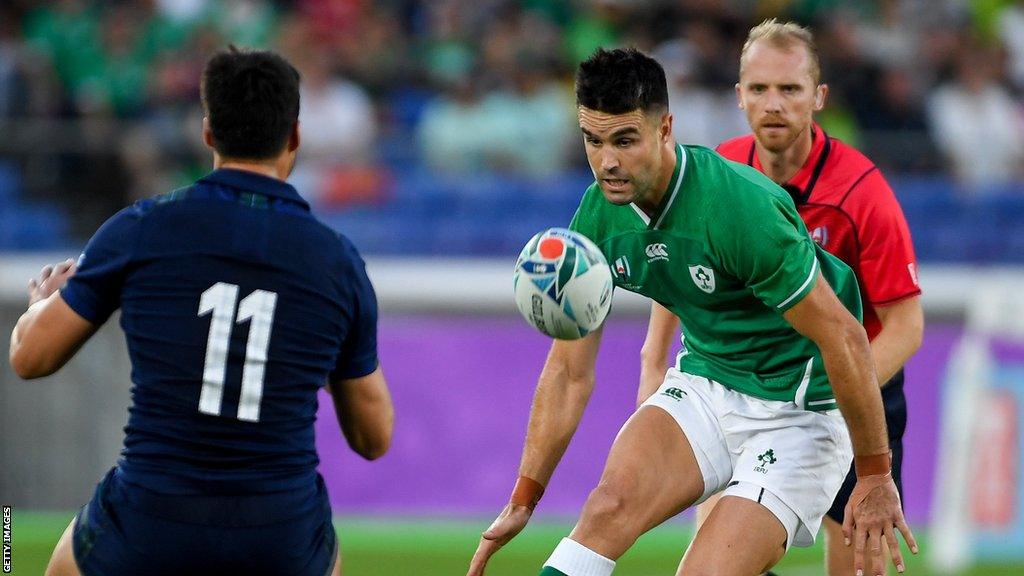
[{"xmin": 197, "ymin": 282, "xmax": 278, "ymax": 422}]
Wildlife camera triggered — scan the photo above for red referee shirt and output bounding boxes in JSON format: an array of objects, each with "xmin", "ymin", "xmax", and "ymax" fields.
[{"xmin": 717, "ymin": 124, "xmax": 921, "ymax": 340}]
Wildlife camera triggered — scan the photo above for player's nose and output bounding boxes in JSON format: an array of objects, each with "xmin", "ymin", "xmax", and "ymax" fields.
[{"xmin": 599, "ymin": 150, "xmax": 620, "ymax": 172}]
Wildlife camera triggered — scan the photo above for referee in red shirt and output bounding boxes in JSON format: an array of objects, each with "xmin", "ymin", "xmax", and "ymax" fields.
[{"xmin": 640, "ymin": 19, "xmax": 923, "ymax": 576}]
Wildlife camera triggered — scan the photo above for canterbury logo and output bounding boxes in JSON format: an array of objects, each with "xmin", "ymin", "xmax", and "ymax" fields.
[
  {"xmin": 661, "ymin": 387, "xmax": 687, "ymax": 400},
  {"xmin": 645, "ymin": 243, "xmax": 669, "ymax": 261}
]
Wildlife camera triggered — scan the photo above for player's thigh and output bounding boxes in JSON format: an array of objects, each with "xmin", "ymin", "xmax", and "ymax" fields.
[
  {"xmin": 45, "ymin": 517, "xmax": 81, "ymax": 576},
  {"xmin": 823, "ymin": 516, "xmax": 892, "ymax": 576},
  {"xmin": 694, "ymin": 492, "xmax": 722, "ymax": 532},
  {"xmin": 677, "ymin": 495, "xmax": 787, "ymax": 576},
  {"xmin": 570, "ymin": 405, "xmax": 706, "ymax": 557}
]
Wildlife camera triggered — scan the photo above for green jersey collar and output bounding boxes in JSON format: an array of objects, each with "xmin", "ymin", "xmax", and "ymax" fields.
[{"xmin": 629, "ymin": 143, "xmax": 686, "ymax": 229}]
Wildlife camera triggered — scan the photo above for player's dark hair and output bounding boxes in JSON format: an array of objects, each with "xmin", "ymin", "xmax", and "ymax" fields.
[
  {"xmin": 575, "ymin": 47, "xmax": 669, "ymax": 115},
  {"xmin": 201, "ymin": 46, "xmax": 300, "ymax": 160}
]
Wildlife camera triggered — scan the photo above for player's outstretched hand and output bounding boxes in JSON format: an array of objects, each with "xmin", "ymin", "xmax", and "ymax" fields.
[
  {"xmin": 466, "ymin": 503, "xmax": 533, "ymax": 576},
  {"xmin": 843, "ymin": 473, "xmax": 919, "ymax": 576},
  {"xmin": 28, "ymin": 258, "xmax": 77, "ymax": 306}
]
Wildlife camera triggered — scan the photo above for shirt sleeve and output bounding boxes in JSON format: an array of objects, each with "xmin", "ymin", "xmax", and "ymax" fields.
[
  {"xmin": 848, "ymin": 171, "xmax": 922, "ymax": 305},
  {"xmin": 60, "ymin": 206, "xmax": 141, "ymax": 325},
  {"xmin": 715, "ymin": 188, "xmax": 820, "ymax": 313},
  {"xmin": 330, "ymin": 242, "xmax": 380, "ymax": 380}
]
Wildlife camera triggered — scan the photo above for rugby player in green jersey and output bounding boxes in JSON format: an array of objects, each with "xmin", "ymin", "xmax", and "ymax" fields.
[{"xmin": 467, "ymin": 48, "xmax": 916, "ymax": 576}]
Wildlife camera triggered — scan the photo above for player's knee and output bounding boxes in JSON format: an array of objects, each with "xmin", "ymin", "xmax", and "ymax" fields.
[{"xmin": 580, "ymin": 476, "xmax": 638, "ymax": 526}]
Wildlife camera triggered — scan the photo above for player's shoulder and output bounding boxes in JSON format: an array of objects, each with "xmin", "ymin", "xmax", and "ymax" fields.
[
  {"xmin": 98, "ymin": 192, "xmax": 172, "ymax": 232},
  {"xmin": 714, "ymin": 134, "xmax": 756, "ymax": 163},
  {"xmin": 684, "ymin": 144, "xmax": 782, "ymax": 203},
  {"xmin": 322, "ymin": 223, "xmax": 364, "ymax": 261},
  {"xmin": 670, "ymin": 146, "xmax": 794, "ymax": 238},
  {"xmin": 570, "ymin": 180, "xmax": 613, "ymax": 239}
]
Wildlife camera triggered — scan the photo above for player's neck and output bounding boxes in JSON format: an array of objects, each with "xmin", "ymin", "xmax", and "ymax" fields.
[
  {"xmin": 755, "ymin": 126, "xmax": 814, "ymax": 185},
  {"xmin": 636, "ymin": 141, "xmax": 679, "ymax": 217},
  {"xmin": 215, "ymin": 157, "xmax": 289, "ymax": 181}
]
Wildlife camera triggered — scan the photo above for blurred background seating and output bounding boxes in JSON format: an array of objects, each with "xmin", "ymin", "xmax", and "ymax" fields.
[{"xmin": 0, "ymin": 0, "xmax": 1022, "ymax": 262}]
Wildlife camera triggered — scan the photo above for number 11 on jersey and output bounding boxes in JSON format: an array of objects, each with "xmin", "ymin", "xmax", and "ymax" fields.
[{"xmin": 198, "ymin": 282, "xmax": 278, "ymax": 422}]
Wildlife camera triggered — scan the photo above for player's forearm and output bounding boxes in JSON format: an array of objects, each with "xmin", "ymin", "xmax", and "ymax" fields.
[
  {"xmin": 329, "ymin": 367, "xmax": 394, "ymax": 460},
  {"xmin": 638, "ymin": 303, "xmax": 678, "ymax": 406},
  {"xmin": 821, "ymin": 320, "xmax": 890, "ymax": 457},
  {"xmin": 637, "ymin": 360, "xmax": 665, "ymax": 408},
  {"xmin": 9, "ymin": 300, "xmax": 53, "ymax": 378},
  {"xmin": 519, "ymin": 362, "xmax": 595, "ymax": 486}
]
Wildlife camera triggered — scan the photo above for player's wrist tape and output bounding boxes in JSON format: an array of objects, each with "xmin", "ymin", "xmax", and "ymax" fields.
[
  {"xmin": 510, "ymin": 475, "xmax": 545, "ymax": 510},
  {"xmin": 854, "ymin": 451, "xmax": 891, "ymax": 477},
  {"xmin": 843, "ymin": 472, "xmax": 894, "ymax": 519}
]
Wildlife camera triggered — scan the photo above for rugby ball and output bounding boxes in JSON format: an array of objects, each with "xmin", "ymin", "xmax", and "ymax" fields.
[{"xmin": 513, "ymin": 228, "xmax": 613, "ymax": 340}]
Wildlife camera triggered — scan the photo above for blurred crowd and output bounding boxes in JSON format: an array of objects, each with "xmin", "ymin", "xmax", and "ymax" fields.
[{"xmin": 1, "ymin": 0, "xmax": 1024, "ymax": 238}]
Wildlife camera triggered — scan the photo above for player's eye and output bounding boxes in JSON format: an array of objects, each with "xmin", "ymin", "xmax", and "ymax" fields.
[{"xmin": 616, "ymin": 139, "xmax": 633, "ymax": 147}]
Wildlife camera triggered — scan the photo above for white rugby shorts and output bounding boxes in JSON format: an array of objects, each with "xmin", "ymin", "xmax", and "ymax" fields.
[{"xmin": 641, "ymin": 368, "xmax": 853, "ymax": 548}]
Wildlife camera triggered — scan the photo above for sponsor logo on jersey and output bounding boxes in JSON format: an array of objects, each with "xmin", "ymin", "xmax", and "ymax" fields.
[
  {"xmin": 688, "ymin": 265, "xmax": 716, "ymax": 293},
  {"xmin": 908, "ymin": 262, "xmax": 919, "ymax": 287},
  {"xmin": 811, "ymin": 226, "xmax": 829, "ymax": 247},
  {"xmin": 645, "ymin": 243, "xmax": 669, "ymax": 262},
  {"xmin": 661, "ymin": 387, "xmax": 687, "ymax": 400},
  {"xmin": 614, "ymin": 256, "xmax": 631, "ymax": 279},
  {"xmin": 754, "ymin": 448, "xmax": 777, "ymax": 474}
]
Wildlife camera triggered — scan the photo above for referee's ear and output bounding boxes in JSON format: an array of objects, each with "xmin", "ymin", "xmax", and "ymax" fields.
[{"xmin": 814, "ymin": 83, "xmax": 828, "ymax": 112}]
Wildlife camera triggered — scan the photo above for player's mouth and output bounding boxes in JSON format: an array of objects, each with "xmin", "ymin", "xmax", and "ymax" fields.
[{"xmin": 602, "ymin": 178, "xmax": 630, "ymax": 191}]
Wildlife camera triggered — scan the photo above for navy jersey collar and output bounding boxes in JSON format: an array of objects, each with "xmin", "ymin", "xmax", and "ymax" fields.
[{"xmin": 200, "ymin": 168, "xmax": 310, "ymax": 210}]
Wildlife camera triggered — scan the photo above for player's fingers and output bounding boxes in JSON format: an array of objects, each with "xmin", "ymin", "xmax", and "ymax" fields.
[
  {"xmin": 868, "ymin": 528, "xmax": 883, "ymax": 576},
  {"xmin": 481, "ymin": 515, "xmax": 510, "ymax": 541},
  {"xmin": 895, "ymin": 514, "xmax": 919, "ymax": 555},
  {"xmin": 466, "ymin": 537, "xmax": 500, "ymax": 576},
  {"xmin": 884, "ymin": 524, "xmax": 906, "ymax": 573},
  {"xmin": 55, "ymin": 259, "xmax": 76, "ymax": 279},
  {"xmin": 842, "ymin": 504, "xmax": 854, "ymax": 546},
  {"xmin": 39, "ymin": 265, "xmax": 53, "ymax": 281},
  {"xmin": 853, "ymin": 524, "xmax": 867, "ymax": 576},
  {"xmin": 28, "ymin": 277, "xmax": 37, "ymax": 291}
]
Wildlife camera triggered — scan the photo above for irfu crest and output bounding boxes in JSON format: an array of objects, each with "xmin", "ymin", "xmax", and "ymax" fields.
[{"xmin": 688, "ymin": 265, "xmax": 715, "ymax": 293}]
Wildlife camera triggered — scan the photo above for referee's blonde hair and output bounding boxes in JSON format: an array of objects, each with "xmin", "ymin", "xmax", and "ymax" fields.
[{"xmin": 740, "ymin": 18, "xmax": 821, "ymax": 84}]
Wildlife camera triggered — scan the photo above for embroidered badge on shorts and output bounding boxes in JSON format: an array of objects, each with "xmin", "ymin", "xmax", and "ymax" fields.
[{"xmin": 754, "ymin": 449, "xmax": 777, "ymax": 474}]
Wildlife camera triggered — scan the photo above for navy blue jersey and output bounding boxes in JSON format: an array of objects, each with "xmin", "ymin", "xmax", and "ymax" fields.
[{"xmin": 61, "ymin": 168, "xmax": 379, "ymax": 495}]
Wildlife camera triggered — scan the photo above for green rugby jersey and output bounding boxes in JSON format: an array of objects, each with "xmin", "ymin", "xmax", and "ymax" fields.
[{"xmin": 569, "ymin": 144, "xmax": 862, "ymax": 410}]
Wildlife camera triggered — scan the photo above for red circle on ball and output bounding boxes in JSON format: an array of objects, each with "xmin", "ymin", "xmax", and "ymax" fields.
[{"xmin": 539, "ymin": 237, "xmax": 564, "ymax": 259}]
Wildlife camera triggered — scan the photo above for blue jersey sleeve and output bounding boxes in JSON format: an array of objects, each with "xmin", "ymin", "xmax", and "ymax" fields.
[
  {"xmin": 330, "ymin": 244, "xmax": 379, "ymax": 380},
  {"xmin": 60, "ymin": 205, "xmax": 141, "ymax": 324}
]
